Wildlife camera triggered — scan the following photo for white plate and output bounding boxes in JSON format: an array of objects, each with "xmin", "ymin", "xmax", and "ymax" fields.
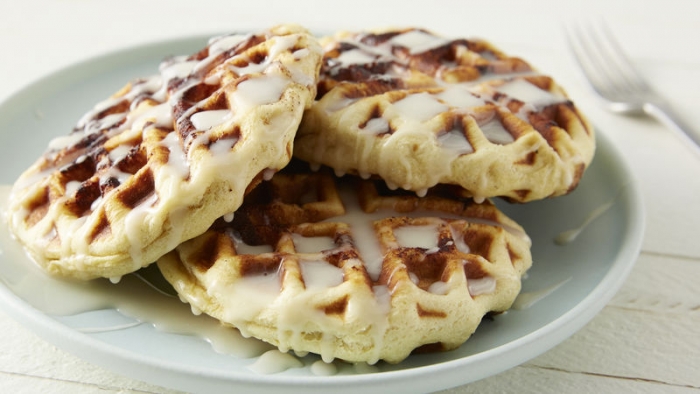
[{"xmin": 0, "ymin": 36, "xmax": 644, "ymax": 394}]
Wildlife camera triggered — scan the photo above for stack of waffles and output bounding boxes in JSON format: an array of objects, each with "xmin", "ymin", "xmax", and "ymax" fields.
[{"xmin": 6, "ymin": 26, "xmax": 595, "ymax": 364}]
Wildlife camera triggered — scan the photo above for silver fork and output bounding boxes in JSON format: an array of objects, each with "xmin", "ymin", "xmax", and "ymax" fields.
[{"xmin": 566, "ymin": 22, "xmax": 700, "ymax": 156}]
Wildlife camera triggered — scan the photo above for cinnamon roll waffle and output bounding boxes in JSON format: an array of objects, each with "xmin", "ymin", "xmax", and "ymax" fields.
[
  {"xmin": 6, "ymin": 24, "xmax": 323, "ymax": 280},
  {"xmin": 294, "ymin": 27, "xmax": 595, "ymax": 202},
  {"xmin": 157, "ymin": 162, "xmax": 532, "ymax": 363}
]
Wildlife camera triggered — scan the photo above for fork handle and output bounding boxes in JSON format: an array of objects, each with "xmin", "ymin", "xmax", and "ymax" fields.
[{"xmin": 644, "ymin": 102, "xmax": 700, "ymax": 156}]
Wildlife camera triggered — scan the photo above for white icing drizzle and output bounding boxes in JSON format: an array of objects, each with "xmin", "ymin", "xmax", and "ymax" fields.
[
  {"xmin": 64, "ymin": 181, "xmax": 82, "ymax": 196},
  {"xmin": 209, "ymin": 136, "xmax": 239, "ymax": 156},
  {"xmin": 77, "ymin": 321, "xmax": 143, "ymax": 333},
  {"xmin": 130, "ymin": 102, "xmax": 173, "ymax": 131},
  {"xmin": 450, "ymin": 225, "xmax": 471, "ymax": 254},
  {"xmin": 330, "ymin": 187, "xmax": 384, "ymax": 280},
  {"xmin": 496, "ymin": 79, "xmax": 560, "ymax": 107},
  {"xmin": 160, "ymin": 60, "xmax": 198, "ymax": 82},
  {"xmin": 190, "ymin": 109, "xmax": 232, "ymax": 131},
  {"xmin": 107, "ymin": 145, "xmax": 133, "ymax": 163},
  {"xmin": 159, "ymin": 132, "xmax": 190, "ymax": 179},
  {"xmin": 310, "ymin": 359, "xmax": 338, "ymax": 376},
  {"xmin": 299, "ymin": 260, "xmax": 344, "ymax": 289},
  {"xmin": 479, "ymin": 119, "xmax": 514, "ymax": 145},
  {"xmin": 436, "ymin": 86, "xmax": 485, "ymax": 108},
  {"xmin": 268, "ymin": 34, "xmax": 300, "ymax": 59},
  {"xmin": 393, "ymin": 224, "xmax": 439, "ymax": 249},
  {"xmin": 372, "ymin": 284, "xmax": 392, "ymax": 315},
  {"xmin": 291, "ymin": 234, "xmax": 336, "ymax": 253},
  {"xmin": 123, "ymin": 193, "xmax": 159, "ymax": 265},
  {"xmin": 361, "ymin": 117, "xmax": 390, "ymax": 135},
  {"xmin": 391, "ymin": 93, "xmax": 448, "ymax": 123},
  {"xmin": 76, "ymin": 97, "xmax": 123, "ymax": 130},
  {"xmin": 555, "ymin": 201, "xmax": 615, "ymax": 245},
  {"xmin": 325, "ymin": 96, "xmax": 359, "ymax": 113},
  {"xmin": 47, "ymin": 133, "xmax": 85, "ymax": 151},
  {"xmin": 94, "ymin": 113, "xmax": 125, "ymax": 131},
  {"xmin": 212, "ymin": 270, "xmax": 281, "ymax": 325},
  {"xmin": 335, "ymin": 49, "xmax": 377, "ymax": 67},
  {"xmin": 208, "ymin": 34, "xmax": 250, "ymax": 56},
  {"xmin": 467, "ymin": 276, "xmax": 496, "ymax": 296},
  {"xmin": 232, "ymin": 74, "xmax": 289, "ymax": 112},
  {"xmin": 326, "ymin": 184, "xmax": 528, "ymax": 282},
  {"xmin": 248, "ymin": 350, "xmax": 304, "ymax": 374},
  {"xmin": 437, "ymin": 129, "xmax": 474, "ymax": 155},
  {"xmin": 555, "ymin": 184, "xmax": 630, "ymax": 246},
  {"xmin": 262, "ymin": 168, "xmax": 276, "ymax": 181},
  {"xmin": 427, "ymin": 281, "xmax": 450, "ymax": 295},
  {"xmin": 512, "ymin": 277, "xmax": 572, "ymax": 310},
  {"xmin": 389, "ymin": 30, "xmax": 450, "ymax": 55}
]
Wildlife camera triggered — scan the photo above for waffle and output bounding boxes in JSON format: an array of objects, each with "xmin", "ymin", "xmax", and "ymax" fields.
[
  {"xmin": 6, "ymin": 24, "xmax": 323, "ymax": 280},
  {"xmin": 294, "ymin": 27, "xmax": 595, "ymax": 202},
  {"xmin": 157, "ymin": 162, "xmax": 532, "ymax": 364}
]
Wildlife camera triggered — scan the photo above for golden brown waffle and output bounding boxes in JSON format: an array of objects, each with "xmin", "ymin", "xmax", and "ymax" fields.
[
  {"xmin": 6, "ymin": 24, "xmax": 323, "ymax": 280},
  {"xmin": 157, "ymin": 163, "xmax": 532, "ymax": 364},
  {"xmin": 294, "ymin": 27, "xmax": 595, "ymax": 202}
]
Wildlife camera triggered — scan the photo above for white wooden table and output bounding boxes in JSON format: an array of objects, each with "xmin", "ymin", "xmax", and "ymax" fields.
[{"xmin": 1, "ymin": 0, "xmax": 699, "ymax": 392}]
